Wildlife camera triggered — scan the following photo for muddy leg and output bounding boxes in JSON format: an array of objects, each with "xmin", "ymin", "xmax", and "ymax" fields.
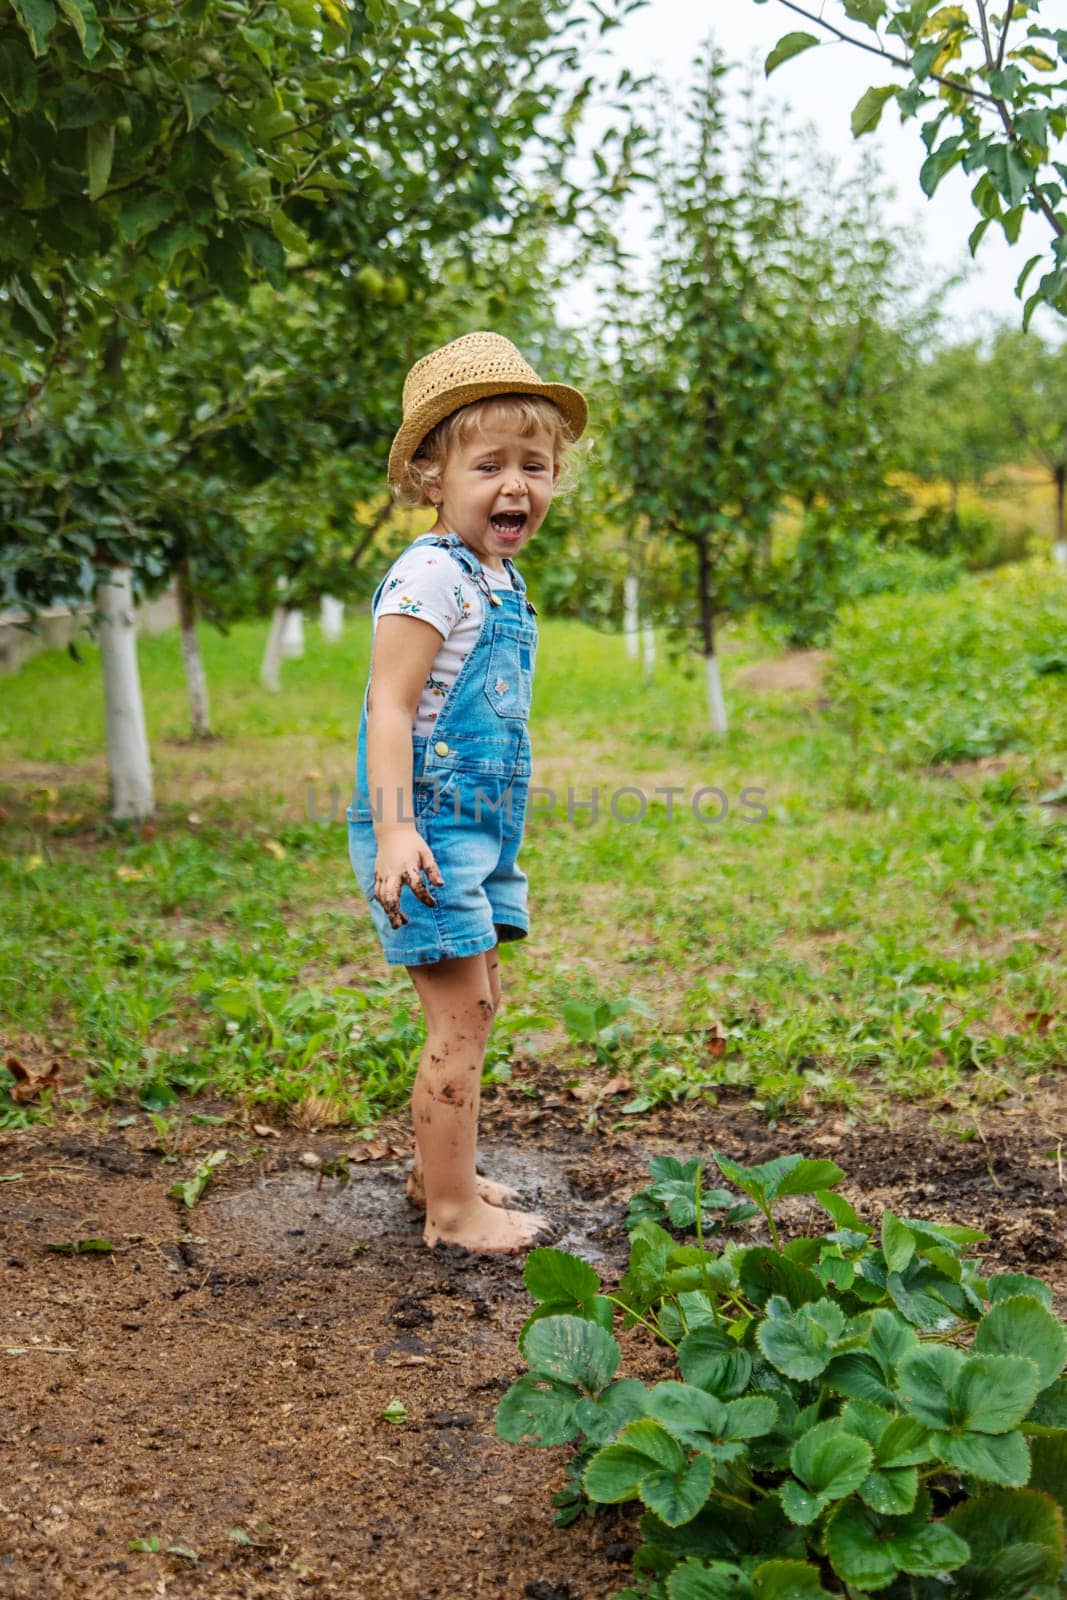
[
  {"xmin": 406, "ymin": 943, "xmax": 521, "ymax": 1212},
  {"xmin": 406, "ymin": 950, "xmax": 550, "ymax": 1253}
]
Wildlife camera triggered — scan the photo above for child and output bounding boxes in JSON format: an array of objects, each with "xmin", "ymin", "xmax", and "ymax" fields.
[{"xmin": 346, "ymin": 331, "xmax": 588, "ymax": 1255}]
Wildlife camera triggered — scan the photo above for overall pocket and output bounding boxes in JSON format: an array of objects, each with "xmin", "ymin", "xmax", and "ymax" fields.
[{"xmin": 483, "ymin": 626, "xmax": 535, "ymax": 720}]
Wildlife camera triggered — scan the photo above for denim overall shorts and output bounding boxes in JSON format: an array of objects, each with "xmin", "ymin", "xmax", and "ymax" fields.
[{"xmin": 346, "ymin": 530, "xmax": 538, "ymax": 967}]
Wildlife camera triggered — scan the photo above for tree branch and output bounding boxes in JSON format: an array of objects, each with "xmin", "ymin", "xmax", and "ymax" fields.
[{"xmin": 771, "ymin": 0, "xmax": 1000, "ymax": 107}]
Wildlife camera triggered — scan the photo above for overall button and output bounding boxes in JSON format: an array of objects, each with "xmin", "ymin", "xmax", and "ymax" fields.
[{"xmin": 434, "ymin": 740, "xmax": 450, "ymax": 756}]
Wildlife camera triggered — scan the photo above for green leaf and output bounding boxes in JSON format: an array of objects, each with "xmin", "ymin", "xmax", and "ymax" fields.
[
  {"xmin": 814, "ymin": 1190, "xmax": 867, "ymax": 1232},
  {"xmin": 765, "ymin": 32, "xmax": 820, "ymax": 75},
  {"xmin": 668, "ymin": 1559, "xmax": 754, "ymax": 1599},
  {"xmin": 894, "ymin": 1345, "xmax": 959, "ymax": 1429},
  {"xmin": 881, "ymin": 1211, "xmax": 915, "ymax": 1274},
  {"xmin": 56, "ymin": 0, "xmax": 101, "ymax": 56},
  {"xmin": 182, "ymin": 81, "xmax": 223, "ymax": 131},
  {"xmin": 777, "ymin": 1160, "xmax": 846, "ymax": 1198},
  {"xmin": 1028, "ymin": 1378, "xmax": 1067, "ymax": 1432},
  {"xmin": 9, "ymin": 272, "xmax": 54, "ymax": 340},
  {"xmin": 117, "ymin": 192, "xmax": 174, "ymax": 244},
  {"xmin": 521, "ymin": 1314, "xmax": 620, "ymax": 1393},
  {"xmin": 851, "ymin": 85, "xmax": 895, "ymax": 137},
  {"xmin": 0, "ymin": 35, "xmax": 37, "ymax": 112},
  {"xmin": 739, "ymin": 1248, "xmax": 825, "ymax": 1311},
  {"xmin": 988, "ymin": 1275, "xmax": 1054, "ymax": 1310},
  {"xmin": 645, "ymin": 1382, "xmax": 729, "ymax": 1452},
  {"xmin": 876, "ymin": 1416, "xmax": 932, "ymax": 1469},
  {"xmin": 245, "ymin": 224, "xmax": 287, "ymax": 289},
  {"xmin": 750, "ymin": 1559, "xmax": 832, "ymax": 1599},
  {"xmin": 887, "ymin": 1271, "xmax": 957, "ymax": 1332},
  {"xmin": 12, "ymin": 0, "xmax": 56, "ymax": 57},
  {"xmin": 86, "ymin": 122, "xmax": 114, "ymax": 201},
  {"xmin": 494, "ymin": 1373, "xmax": 580, "ymax": 1446},
  {"xmin": 757, "ymin": 1299, "xmax": 846, "ymax": 1381},
  {"xmin": 584, "ymin": 1442, "xmax": 659, "ymax": 1503},
  {"xmin": 237, "ymin": 24, "xmax": 274, "ymax": 68},
  {"xmin": 824, "ymin": 1498, "xmax": 899, "ymax": 1589},
  {"xmin": 572, "ymin": 1378, "xmax": 648, "ymax": 1444},
  {"xmin": 859, "ymin": 1466, "xmax": 918, "ymax": 1515},
  {"xmin": 948, "ymin": 1488, "xmax": 1065, "ymax": 1588},
  {"xmin": 838, "ymin": 1399, "xmax": 892, "ymax": 1448},
  {"xmin": 934, "ymin": 1428, "xmax": 1031, "ymax": 1487},
  {"xmin": 825, "ymin": 1354, "xmax": 894, "ymax": 1408},
  {"xmin": 584, "ymin": 1418, "xmax": 689, "ymax": 1505},
  {"xmin": 679, "ymin": 1328, "xmax": 752, "ymax": 1399},
  {"xmin": 1029, "ymin": 1433, "xmax": 1067, "ymax": 1517},
  {"xmin": 974, "ymin": 1296, "xmax": 1067, "ymax": 1391},
  {"xmin": 890, "ymin": 1519, "xmax": 970, "ymax": 1577},
  {"xmin": 724, "ymin": 1397, "xmax": 778, "ymax": 1440},
  {"xmin": 785, "ymin": 1420, "xmax": 873, "ymax": 1521},
  {"xmin": 641, "ymin": 1450, "xmax": 715, "ymax": 1528},
  {"xmin": 956, "ymin": 1355, "xmax": 1042, "ymax": 1435}
]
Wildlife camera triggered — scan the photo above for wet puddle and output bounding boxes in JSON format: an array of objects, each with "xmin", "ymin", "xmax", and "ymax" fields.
[{"xmin": 206, "ymin": 1139, "xmax": 627, "ymax": 1269}]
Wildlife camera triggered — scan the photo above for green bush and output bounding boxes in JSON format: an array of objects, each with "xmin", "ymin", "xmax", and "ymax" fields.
[
  {"xmin": 759, "ymin": 522, "xmax": 964, "ymax": 651},
  {"xmin": 496, "ymin": 1151, "xmax": 1067, "ymax": 1599},
  {"xmin": 904, "ymin": 504, "xmax": 1036, "ymax": 573}
]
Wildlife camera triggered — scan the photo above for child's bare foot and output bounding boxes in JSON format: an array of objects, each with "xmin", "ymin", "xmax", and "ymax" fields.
[
  {"xmin": 406, "ymin": 1167, "xmax": 521, "ymax": 1212},
  {"xmin": 424, "ymin": 1198, "xmax": 554, "ymax": 1255}
]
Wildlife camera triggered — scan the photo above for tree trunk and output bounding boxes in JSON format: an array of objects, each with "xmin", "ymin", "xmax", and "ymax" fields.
[
  {"xmin": 623, "ymin": 572, "xmax": 639, "ymax": 660},
  {"xmin": 262, "ymin": 605, "xmax": 289, "ymax": 692},
  {"xmin": 96, "ymin": 565, "xmax": 154, "ymax": 820},
  {"xmin": 696, "ymin": 533, "xmax": 727, "ymax": 734},
  {"xmin": 176, "ymin": 559, "xmax": 211, "ymax": 738},
  {"xmin": 1054, "ymin": 466, "xmax": 1066, "ymax": 569},
  {"xmin": 642, "ymin": 621, "xmax": 656, "ymax": 677},
  {"xmin": 320, "ymin": 595, "xmax": 344, "ymax": 641}
]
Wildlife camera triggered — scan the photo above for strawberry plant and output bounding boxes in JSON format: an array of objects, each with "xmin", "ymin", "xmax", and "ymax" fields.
[{"xmin": 496, "ymin": 1152, "xmax": 1067, "ymax": 1599}]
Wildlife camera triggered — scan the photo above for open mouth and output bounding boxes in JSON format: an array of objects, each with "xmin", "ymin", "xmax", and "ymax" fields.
[{"xmin": 489, "ymin": 512, "xmax": 527, "ymax": 536}]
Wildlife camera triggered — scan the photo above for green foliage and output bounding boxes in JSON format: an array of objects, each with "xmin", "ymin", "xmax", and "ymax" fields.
[
  {"xmin": 826, "ymin": 558, "xmax": 1067, "ymax": 768},
  {"xmin": 595, "ymin": 43, "xmax": 925, "ymax": 692},
  {"xmin": 496, "ymin": 1150, "xmax": 1067, "ymax": 1599},
  {"xmin": 756, "ymin": 0, "xmax": 1067, "ymax": 324},
  {"xmin": 563, "ymin": 994, "xmax": 655, "ymax": 1063}
]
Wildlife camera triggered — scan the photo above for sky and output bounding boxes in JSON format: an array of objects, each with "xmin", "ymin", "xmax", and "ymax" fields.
[{"xmin": 558, "ymin": 0, "xmax": 1063, "ymax": 343}]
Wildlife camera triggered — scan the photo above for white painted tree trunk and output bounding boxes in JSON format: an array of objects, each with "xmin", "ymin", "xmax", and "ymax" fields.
[
  {"xmin": 1053, "ymin": 541, "xmax": 1067, "ymax": 570},
  {"xmin": 642, "ymin": 622, "xmax": 656, "ymax": 676},
  {"xmin": 281, "ymin": 608, "xmax": 305, "ymax": 658},
  {"xmin": 96, "ymin": 566, "xmax": 154, "ymax": 820},
  {"xmin": 623, "ymin": 573, "xmax": 639, "ymax": 660},
  {"xmin": 262, "ymin": 605, "xmax": 288, "ymax": 692},
  {"xmin": 705, "ymin": 652, "xmax": 728, "ymax": 735},
  {"xmin": 320, "ymin": 595, "xmax": 344, "ymax": 641},
  {"xmin": 176, "ymin": 563, "xmax": 211, "ymax": 739}
]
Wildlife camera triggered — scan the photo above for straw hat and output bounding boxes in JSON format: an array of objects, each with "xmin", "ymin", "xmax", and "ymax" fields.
[{"xmin": 387, "ymin": 331, "xmax": 588, "ymax": 487}]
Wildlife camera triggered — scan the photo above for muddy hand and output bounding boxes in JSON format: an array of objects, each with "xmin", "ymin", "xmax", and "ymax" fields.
[{"xmin": 373, "ymin": 834, "xmax": 444, "ymax": 929}]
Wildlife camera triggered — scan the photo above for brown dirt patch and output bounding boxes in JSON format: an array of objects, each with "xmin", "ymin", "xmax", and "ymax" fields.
[
  {"xmin": 1, "ymin": 1070, "xmax": 1064, "ymax": 1599},
  {"xmin": 733, "ymin": 650, "xmax": 831, "ymax": 696}
]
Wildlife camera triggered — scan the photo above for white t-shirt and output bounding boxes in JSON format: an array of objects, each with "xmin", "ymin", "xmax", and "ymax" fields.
[{"xmin": 373, "ymin": 543, "xmax": 516, "ymax": 735}]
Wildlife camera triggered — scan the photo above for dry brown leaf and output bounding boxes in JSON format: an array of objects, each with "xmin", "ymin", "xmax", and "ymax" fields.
[{"xmin": 6, "ymin": 1055, "xmax": 62, "ymax": 1104}]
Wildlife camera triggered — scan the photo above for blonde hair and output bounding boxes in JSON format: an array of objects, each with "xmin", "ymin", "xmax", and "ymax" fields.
[{"xmin": 393, "ymin": 394, "xmax": 586, "ymax": 510}]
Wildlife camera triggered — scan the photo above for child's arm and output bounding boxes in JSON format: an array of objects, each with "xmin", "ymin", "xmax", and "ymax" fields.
[{"xmin": 365, "ymin": 615, "xmax": 446, "ymax": 926}]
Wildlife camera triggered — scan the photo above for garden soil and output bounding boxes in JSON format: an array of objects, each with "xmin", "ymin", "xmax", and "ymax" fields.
[{"xmin": 1, "ymin": 1065, "xmax": 1064, "ymax": 1600}]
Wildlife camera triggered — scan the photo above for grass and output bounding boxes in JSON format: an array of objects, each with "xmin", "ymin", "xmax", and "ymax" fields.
[{"xmin": 1, "ymin": 555, "xmax": 1065, "ymax": 1134}]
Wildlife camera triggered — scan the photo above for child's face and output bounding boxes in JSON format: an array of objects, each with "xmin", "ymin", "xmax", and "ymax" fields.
[{"xmin": 430, "ymin": 421, "xmax": 560, "ymax": 571}]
